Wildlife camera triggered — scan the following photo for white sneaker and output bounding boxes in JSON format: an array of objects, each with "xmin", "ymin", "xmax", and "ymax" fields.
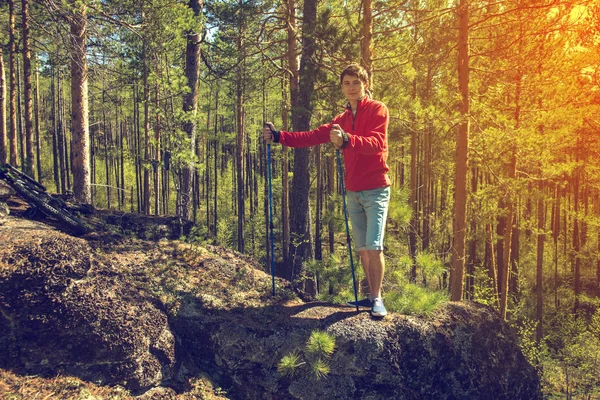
[{"xmin": 371, "ymin": 297, "xmax": 387, "ymax": 318}]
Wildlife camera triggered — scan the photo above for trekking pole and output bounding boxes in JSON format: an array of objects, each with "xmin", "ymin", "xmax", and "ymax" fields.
[
  {"xmin": 336, "ymin": 149, "xmax": 359, "ymax": 313},
  {"xmin": 266, "ymin": 134, "xmax": 276, "ymax": 297}
]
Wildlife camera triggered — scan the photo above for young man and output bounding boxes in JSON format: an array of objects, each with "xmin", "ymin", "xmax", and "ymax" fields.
[{"xmin": 263, "ymin": 63, "xmax": 391, "ymax": 317}]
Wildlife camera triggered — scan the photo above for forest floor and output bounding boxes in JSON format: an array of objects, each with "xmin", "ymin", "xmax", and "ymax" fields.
[
  {"xmin": 0, "ymin": 199, "xmax": 339, "ymax": 399},
  {"xmin": 0, "ymin": 200, "xmax": 241, "ymax": 399}
]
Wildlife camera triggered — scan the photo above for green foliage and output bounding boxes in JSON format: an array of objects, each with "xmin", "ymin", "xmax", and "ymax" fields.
[
  {"xmin": 511, "ymin": 317, "xmax": 543, "ymax": 369},
  {"xmin": 387, "ymin": 187, "xmax": 411, "ymax": 228},
  {"xmin": 561, "ymin": 331, "xmax": 600, "ymax": 397},
  {"xmin": 385, "ymin": 284, "xmax": 449, "ymax": 316},
  {"xmin": 415, "ymin": 251, "xmax": 446, "ymax": 279},
  {"xmin": 277, "ymin": 330, "xmax": 337, "ymax": 380},
  {"xmin": 540, "ymin": 310, "xmax": 600, "ymax": 398},
  {"xmin": 306, "ymin": 330, "xmax": 336, "ymax": 358},
  {"xmin": 215, "ymin": 218, "xmax": 234, "ymax": 248},
  {"xmin": 590, "ymin": 309, "xmax": 600, "ymax": 339},
  {"xmin": 311, "ymin": 358, "xmax": 331, "ymax": 380},
  {"xmin": 186, "ymin": 224, "xmax": 209, "ymax": 246},
  {"xmin": 277, "ymin": 351, "xmax": 304, "ymax": 378},
  {"xmin": 470, "ymin": 264, "xmax": 498, "ymax": 307}
]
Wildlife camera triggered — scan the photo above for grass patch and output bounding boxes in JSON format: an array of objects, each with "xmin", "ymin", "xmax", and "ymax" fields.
[{"xmin": 385, "ymin": 284, "xmax": 449, "ymax": 315}]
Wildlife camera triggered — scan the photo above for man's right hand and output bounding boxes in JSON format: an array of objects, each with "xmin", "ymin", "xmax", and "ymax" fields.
[{"xmin": 264, "ymin": 122, "xmax": 279, "ymax": 144}]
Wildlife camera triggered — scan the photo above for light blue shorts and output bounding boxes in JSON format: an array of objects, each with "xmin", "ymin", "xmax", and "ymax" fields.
[{"xmin": 346, "ymin": 186, "xmax": 390, "ymax": 251}]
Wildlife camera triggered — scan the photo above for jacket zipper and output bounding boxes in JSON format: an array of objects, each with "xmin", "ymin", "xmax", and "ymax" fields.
[{"xmin": 351, "ymin": 101, "xmax": 360, "ymax": 131}]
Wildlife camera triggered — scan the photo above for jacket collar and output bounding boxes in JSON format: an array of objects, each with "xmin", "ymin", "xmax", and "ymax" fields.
[{"xmin": 346, "ymin": 95, "xmax": 370, "ymax": 111}]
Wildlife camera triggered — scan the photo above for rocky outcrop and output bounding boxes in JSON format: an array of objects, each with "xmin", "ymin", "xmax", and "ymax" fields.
[
  {"xmin": 0, "ymin": 234, "xmax": 176, "ymax": 394},
  {"xmin": 0, "ymin": 218, "xmax": 542, "ymax": 399},
  {"xmin": 174, "ymin": 300, "xmax": 541, "ymax": 400}
]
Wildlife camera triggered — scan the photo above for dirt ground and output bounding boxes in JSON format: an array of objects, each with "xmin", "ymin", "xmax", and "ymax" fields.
[{"xmin": 0, "ymin": 209, "xmax": 239, "ymax": 400}]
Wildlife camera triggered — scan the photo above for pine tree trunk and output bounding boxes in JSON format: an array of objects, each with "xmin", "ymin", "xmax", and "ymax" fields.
[
  {"xmin": 408, "ymin": 74, "xmax": 418, "ymax": 284},
  {"xmin": 51, "ymin": 67, "xmax": 60, "ymax": 191},
  {"xmin": 8, "ymin": 0, "xmax": 18, "ymax": 167},
  {"xmin": 360, "ymin": 0, "xmax": 373, "ymax": 85},
  {"xmin": 553, "ymin": 184, "xmax": 560, "ymax": 308},
  {"xmin": 17, "ymin": 59, "xmax": 25, "ymax": 169},
  {"xmin": 90, "ymin": 102, "xmax": 95, "ymax": 204},
  {"xmin": 596, "ymin": 192, "xmax": 600, "ymax": 298},
  {"xmin": 213, "ymin": 119, "xmax": 218, "ymax": 237},
  {"xmin": 120, "ymin": 121, "xmax": 125, "ymax": 207},
  {"xmin": 284, "ymin": 0, "xmax": 298, "ymax": 273},
  {"xmin": 142, "ymin": 42, "xmax": 151, "ymax": 215},
  {"xmin": 500, "ymin": 161, "xmax": 516, "ymax": 320},
  {"xmin": 57, "ymin": 74, "xmax": 67, "ymax": 193},
  {"xmin": 399, "ymin": 145, "xmax": 405, "ymax": 187},
  {"xmin": 103, "ymin": 107, "xmax": 110, "ymax": 208},
  {"xmin": 499, "ymin": 66, "xmax": 523, "ymax": 319},
  {"xmin": 496, "ymin": 200, "xmax": 505, "ymax": 297},
  {"xmin": 181, "ymin": 0, "xmax": 203, "ymax": 221},
  {"xmin": 206, "ymin": 89, "xmax": 212, "ymax": 234},
  {"xmin": 134, "ymin": 84, "xmax": 141, "ymax": 213},
  {"xmin": 450, "ymin": 0, "xmax": 469, "ymax": 301},
  {"xmin": 210, "ymin": 93, "xmax": 219, "ymax": 238},
  {"xmin": 573, "ymin": 163, "xmax": 580, "ymax": 313},
  {"xmin": 0, "ymin": 52, "xmax": 6, "ymax": 164},
  {"xmin": 69, "ymin": 0, "xmax": 91, "ymax": 203},
  {"xmin": 315, "ymin": 146, "xmax": 322, "ymax": 262},
  {"xmin": 115, "ymin": 107, "xmax": 121, "ymax": 210},
  {"xmin": 563, "ymin": 188, "xmax": 568, "ymax": 266},
  {"xmin": 536, "ymin": 180, "xmax": 545, "ymax": 342},
  {"xmin": 193, "ymin": 107, "xmax": 203, "ymax": 223},
  {"xmin": 281, "ymin": 82, "xmax": 290, "ymax": 268},
  {"xmin": 154, "ymin": 82, "xmax": 161, "ymax": 215},
  {"xmin": 21, "ymin": 0, "xmax": 34, "ymax": 177},
  {"xmin": 244, "ymin": 138, "xmax": 251, "ymax": 247},
  {"xmin": 525, "ymin": 185, "xmax": 532, "ymax": 240},
  {"xmin": 510, "ymin": 212, "xmax": 520, "ymax": 301},
  {"xmin": 34, "ymin": 66, "xmax": 42, "ymax": 183},
  {"xmin": 485, "ymin": 222, "xmax": 499, "ymax": 305},
  {"xmin": 289, "ymin": 0, "xmax": 317, "ymax": 290},
  {"xmin": 467, "ymin": 167, "xmax": 478, "ymax": 299},
  {"xmin": 235, "ymin": 22, "xmax": 246, "ymax": 252},
  {"xmin": 235, "ymin": 70, "xmax": 245, "ymax": 252},
  {"xmin": 163, "ymin": 58, "xmax": 173, "ymax": 215},
  {"xmin": 422, "ymin": 68, "xmax": 433, "ymax": 251}
]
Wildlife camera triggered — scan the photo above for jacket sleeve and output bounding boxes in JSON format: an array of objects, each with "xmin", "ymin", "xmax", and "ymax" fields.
[
  {"xmin": 279, "ymin": 123, "xmax": 332, "ymax": 148},
  {"xmin": 344, "ymin": 103, "xmax": 388, "ymax": 155}
]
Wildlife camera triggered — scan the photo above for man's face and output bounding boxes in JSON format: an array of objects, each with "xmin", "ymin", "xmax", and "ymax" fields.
[{"xmin": 341, "ymin": 74, "xmax": 368, "ymax": 102}]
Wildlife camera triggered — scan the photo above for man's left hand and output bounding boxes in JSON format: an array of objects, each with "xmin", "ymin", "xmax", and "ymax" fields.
[{"xmin": 330, "ymin": 124, "xmax": 344, "ymax": 149}]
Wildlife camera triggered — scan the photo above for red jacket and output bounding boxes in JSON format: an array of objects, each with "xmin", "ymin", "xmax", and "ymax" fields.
[{"xmin": 278, "ymin": 96, "xmax": 390, "ymax": 192}]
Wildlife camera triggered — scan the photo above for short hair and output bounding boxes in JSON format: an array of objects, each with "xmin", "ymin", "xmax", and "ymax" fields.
[{"xmin": 340, "ymin": 64, "xmax": 369, "ymax": 85}]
